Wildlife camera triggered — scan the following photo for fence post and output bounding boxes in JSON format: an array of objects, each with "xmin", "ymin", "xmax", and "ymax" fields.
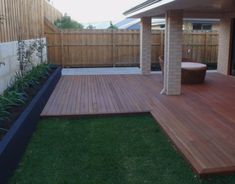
[
  {"xmin": 204, "ymin": 32, "xmax": 208, "ymax": 63},
  {"xmin": 112, "ymin": 29, "xmax": 115, "ymax": 67},
  {"xmin": 60, "ymin": 30, "xmax": 64, "ymax": 67},
  {"xmin": 160, "ymin": 30, "xmax": 164, "ymax": 57}
]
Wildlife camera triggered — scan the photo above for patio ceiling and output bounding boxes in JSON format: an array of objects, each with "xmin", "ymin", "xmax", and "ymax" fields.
[{"xmin": 124, "ymin": 0, "xmax": 235, "ymax": 18}]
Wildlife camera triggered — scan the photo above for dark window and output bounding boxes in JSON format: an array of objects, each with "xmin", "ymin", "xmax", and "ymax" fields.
[
  {"xmin": 192, "ymin": 23, "xmax": 212, "ymax": 31},
  {"xmin": 192, "ymin": 23, "xmax": 202, "ymax": 30},
  {"xmin": 202, "ymin": 24, "xmax": 212, "ymax": 30}
]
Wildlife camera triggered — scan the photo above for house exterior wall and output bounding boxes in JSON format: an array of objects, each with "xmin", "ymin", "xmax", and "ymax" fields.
[
  {"xmin": 217, "ymin": 12, "xmax": 235, "ymax": 75},
  {"xmin": 212, "ymin": 23, "xmax": 220, "ymax": 31},
  {"xmin": 130, "ymin": 22, "xmax": 218, "ymax": 31},
  {"xmin": 217, "ymin": 16, "xmax": 232, "ymax": 74},
  {"xmin": 183, "ymin": 22, "xmax": 192, "ymax": 30},
  {"xmin": 0, "ymin": 38, "xmax": 47, "ymax": 94}
]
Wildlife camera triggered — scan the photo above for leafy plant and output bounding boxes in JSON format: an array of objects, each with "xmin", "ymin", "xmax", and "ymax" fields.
[
  {"xmin": 0, "ymin": 91, "xmax": 26, "ymax": 125},
  {"xmin": 25, "ymin": 42, "xmax": 38, "ymax": 65},
  {"xmin": 0, "ymin": 107, "xmax": 10, "ymax": 122},
  {"xmin": 108, "ymin": 21, "xmax": 118, "ymax": 30},
  {"xmin": 17, "ymin": 39, "xmax": 46, "ymax": 75},
  {"xmin": 17, "ymin": 39, "xmax": 27, "ymax": 74},
  {"xmin": 0, "ymin": 63, "xmax": 53, "ymax": 135},
  {"xmin": 86, "ymin": 24, "xmax": 95, "ymax": 29},
  {"xmin": 54, "ymin": 14, "xmax": 83, "ymax": 29},
  {"xmin": 35, "ymin": 38, "xmax": 46, "ymax": 64}
]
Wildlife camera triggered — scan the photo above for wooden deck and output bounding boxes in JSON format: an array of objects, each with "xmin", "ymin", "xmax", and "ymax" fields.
[{"xmin": 41, "ymin": 73, "xmax": 235, "ymax": 176}]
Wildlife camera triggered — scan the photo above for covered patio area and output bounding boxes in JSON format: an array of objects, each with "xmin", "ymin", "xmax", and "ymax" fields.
[
  {"xmin": 124, "ymin": 0, "xmax": 235, "ymax": 95},
  {"xmin": 42, "ymin": 72, "xmax": 235, "ymax": 175}
]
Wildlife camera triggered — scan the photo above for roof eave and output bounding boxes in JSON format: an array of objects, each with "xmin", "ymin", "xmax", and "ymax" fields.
[
  {"xmin": 124, "ymin": 0, "xmax": 161, "ymax": 16},
  {"xmin": 124, "ymin": 0, "xmax": 175, "ymax": 18}
]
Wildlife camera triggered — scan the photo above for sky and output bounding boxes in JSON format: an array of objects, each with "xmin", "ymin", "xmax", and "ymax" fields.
[{"xmin": 51, "ymin": 0, "xmax": 145, "ymax": 23}]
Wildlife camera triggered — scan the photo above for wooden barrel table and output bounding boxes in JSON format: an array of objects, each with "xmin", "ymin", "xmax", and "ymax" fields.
[{"xmin": 181, "ymin": 62, "xmax": 207, "ymax": 84}]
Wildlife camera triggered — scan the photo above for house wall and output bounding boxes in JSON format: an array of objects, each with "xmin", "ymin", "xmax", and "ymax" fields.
[
  {"xmin": 212, "ymin": 23, "xmax": 220, "ymax": 31},
  {"xmin": 0, "ymin": 38, "xmax": 47, "ymax": 94},
  {"xmin": 183, "ymin": 22, "xmax": 192, "ymax": 30},
  {"xmin": 217, "ymin": 12, "xmax": 235, "ymax": 75}
]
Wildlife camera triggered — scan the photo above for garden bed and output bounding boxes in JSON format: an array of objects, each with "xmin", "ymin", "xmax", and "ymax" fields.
[{"xmin": 0, "ymin": 66, "xmax": 61, "ymax": 183}]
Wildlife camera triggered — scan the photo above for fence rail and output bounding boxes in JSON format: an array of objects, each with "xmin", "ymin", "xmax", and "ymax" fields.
[{"xmin": 45, "ymin": 23, "xmax": 218, "ymax": 67}]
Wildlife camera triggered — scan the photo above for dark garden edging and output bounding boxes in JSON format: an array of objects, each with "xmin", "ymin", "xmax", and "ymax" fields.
[{"xmin": 0, "ymin": 67, "xmax": 61, "ymax": 184}]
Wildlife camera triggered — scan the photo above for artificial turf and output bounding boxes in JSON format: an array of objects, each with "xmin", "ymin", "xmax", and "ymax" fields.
[{"xmin": 10, "ymin": 115, "xmax": 235, "ymax": 184}]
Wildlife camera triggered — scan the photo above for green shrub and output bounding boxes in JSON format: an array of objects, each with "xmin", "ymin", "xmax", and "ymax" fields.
[
  {"xmin": 54, "ymin": 14, "xmax": 83, "ymax": 29},
  {"xmin": 107, "ymin": 21, "xmax": 118, "ymax": 30},
  {"xmin": 0, "ymin": 63, "xmax": 53, "ymax": 130}
]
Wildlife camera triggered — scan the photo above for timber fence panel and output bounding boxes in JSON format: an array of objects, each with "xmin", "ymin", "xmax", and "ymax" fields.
[{"xmin": 45, "ymin": 28, "xmax": 218, "ymax": 67}]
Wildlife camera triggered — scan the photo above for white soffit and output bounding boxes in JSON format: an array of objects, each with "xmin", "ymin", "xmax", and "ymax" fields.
[
  {"xmin": 126, "ymin": 0, "xmax": 175, "ymax": 17},
  {"xmin": 125, "ymin": 0, "xmax": 235, "ymax": 18}
]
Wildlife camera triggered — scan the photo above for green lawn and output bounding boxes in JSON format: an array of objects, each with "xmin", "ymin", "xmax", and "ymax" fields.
[{"xmin": 10, "ymin": 115, "xmax": 235, "ymax": 184}]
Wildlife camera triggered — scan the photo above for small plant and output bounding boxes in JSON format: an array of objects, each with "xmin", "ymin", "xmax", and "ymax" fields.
[
  {"xmin": 9, "ymin": 64, "xmax": 50, "ymax": 92},
  {"xmin": 17, "ymin": 39, "xmax": 44, "ymax": 75},
  {"xmin": 0, "ymin": 63, "xmax": 53, "ymax": 135},
  {"xmin": 25, "ymin": 41, "xmax": 38, "ymax": 67},
  {"xmin": 108, "ymin": 21, "xmax": 118, "ymax": 30},
  {"xmin": 0, "ymin": 90, "xmax": 27, "ymax": 125},
  {"xmin": 17, "ymin": 39, "xmax": 27, "ymax": 74},
  {"xmin": 35, "ymin": 38, "xmax": 46, "ymax": 64}
]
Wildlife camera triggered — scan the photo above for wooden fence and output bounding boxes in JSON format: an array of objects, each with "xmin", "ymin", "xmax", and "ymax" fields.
[
  {"xmin": 45, "ymin": 23, "xmax": 218, "ymax": 67},
  {"xmin": 0, "ymin": 0, "xmax": 62, "ymax": 43},
  {"xmin": 44, "ymin": 1, "xmax": 63, "ymax": 24}
]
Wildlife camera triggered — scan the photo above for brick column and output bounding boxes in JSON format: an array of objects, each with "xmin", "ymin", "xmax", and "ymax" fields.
[
  {"xmin": 163, "ymin": 10, "xmax": 183, "ymax": 95},
  {"xmin": 140, "ymin": 17, "xmax": 151, "ymax": 75},
  {"xmin": 217, "ymin": 15, "xmax": 232, "ymax": 75}
]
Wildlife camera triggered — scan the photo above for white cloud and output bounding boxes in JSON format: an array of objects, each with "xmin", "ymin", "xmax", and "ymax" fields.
[{"xmin": 51, "ymin": 0, "xmax": 145, "ymax": 23}]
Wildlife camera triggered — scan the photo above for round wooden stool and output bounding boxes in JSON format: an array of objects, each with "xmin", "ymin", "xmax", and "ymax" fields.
[{"xmin": 181, "ymin": 62, "xmax": 207, "ymax": 84}]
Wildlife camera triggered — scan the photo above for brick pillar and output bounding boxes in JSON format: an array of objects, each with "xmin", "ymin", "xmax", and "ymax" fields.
[
  {"xmin": 140, "ymin": 17, "xmax": 151, "ymax": 75},
  {"xmin": 217, "ymin": 15, "xmax": 232, "ymax": 75},
  {"xmin": 163, "ymin": 10, "xmax": 183, "ymax": 95}
]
